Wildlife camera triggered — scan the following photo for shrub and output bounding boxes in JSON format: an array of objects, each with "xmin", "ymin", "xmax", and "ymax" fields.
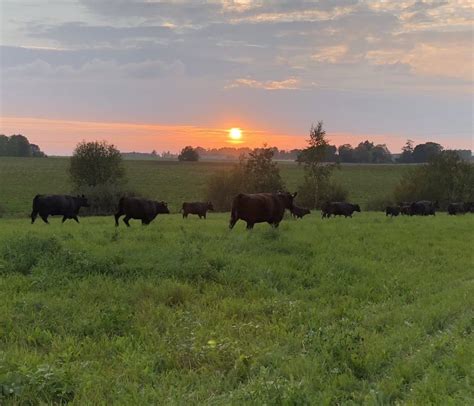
[{"xmin": 393, "ymin": 151, "xmax": 474, "ymax": 208}]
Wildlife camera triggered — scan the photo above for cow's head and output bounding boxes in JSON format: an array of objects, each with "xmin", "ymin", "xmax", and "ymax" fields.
[
  {"xmin": 76, "ymin": 194, "xmax": 90, "ymax": 207},
  {"xmin": 353, "ymin": 204, "xmax": 361, "ymax": 212},
  {"xmin": 155, "ymin": 201, "xmax": 170, "ymax": 214},
  {"xmin": 277, "ymin": 191, "xmax": 297, "ymax": 210},
  {"xmin": 207, "ymin": 202, "xmax": 214, "ymax": 211}
]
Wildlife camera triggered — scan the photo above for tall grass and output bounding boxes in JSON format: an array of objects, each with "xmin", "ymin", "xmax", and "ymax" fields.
[{"xmin": 0, "ymin": 213, "xmax": 472, "ymax": 404}]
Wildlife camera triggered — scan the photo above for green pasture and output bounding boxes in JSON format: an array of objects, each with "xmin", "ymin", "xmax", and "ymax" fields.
[{"xmin": 0, "ymin": 213, "xmax": 473, "ymax": 404}]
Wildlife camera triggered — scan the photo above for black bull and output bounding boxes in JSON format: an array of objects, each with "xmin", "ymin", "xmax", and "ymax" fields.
[
  {"xmin": 31, "ymin": 194, "xmax": 89, "ymax": 224},
  {"xmin": 229, "ymin": 192, "xmax": 297, "ymax": 230},
  {"xmin": 115, "ymin": 197, "xmax": 170, "ymax": 227}
]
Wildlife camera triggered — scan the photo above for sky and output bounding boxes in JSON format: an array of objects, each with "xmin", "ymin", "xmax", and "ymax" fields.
[{"xmin": 0, "ymin": 0, "xmax": 472, "ymax": 155}]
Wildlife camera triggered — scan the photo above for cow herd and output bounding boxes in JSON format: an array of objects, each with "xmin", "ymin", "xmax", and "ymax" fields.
[
  {"xmin": 385, "ymin": 200, "xmax": 474, "ymax": 217},
  {"xmin": 28, "ymin": 193, "xmax": 473, "ymax": 229}
]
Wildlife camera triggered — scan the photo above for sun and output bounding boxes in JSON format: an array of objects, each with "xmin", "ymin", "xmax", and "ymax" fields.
[{"xmin": 229, "ymin": 127, "xmax": 242, "ymax": 141}]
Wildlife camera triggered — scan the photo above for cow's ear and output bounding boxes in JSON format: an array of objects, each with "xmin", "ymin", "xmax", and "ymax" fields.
[{"xmin": 292, "ymin": 192, "xmax": 298, "ymax": 197}]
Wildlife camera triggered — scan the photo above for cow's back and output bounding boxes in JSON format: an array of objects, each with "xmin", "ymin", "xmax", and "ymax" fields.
[
  {"xmin": 232, "ymin": 193, "xmax": 282, "ymax": 223},
  {"xmin": 34, "ymin": 194, "xmax": 75, "ymax": 215}
]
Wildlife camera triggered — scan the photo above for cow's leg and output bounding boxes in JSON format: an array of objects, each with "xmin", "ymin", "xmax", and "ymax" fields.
[
  {"xmin": 203, "ymin": 212, "xmax": 207, "ymax": 219},
  {"xmin": 73, "ymin": 216, "xmax": 79, "ymax": 223},
  {"xmin": 62, "ymin": 216, "xmax": 68, "ymax": 223},
  {"xmin": 40, "ymin": 214, "xmax": 49, "ymax": 224},
  {"xmin": 123, "ymin": 216, "xmax": 131, "ymax": 227},
  {"xmin": 182, "ymin": 212, "xmax": 186, "ymax": 219},
  {"xmin": 273, "ymin": 222, "xmax": 280, "ymax": 228},
  {"xmin": 31, "ymin": 210, "xmax": 38, "ymax": 224},
  {"xmin": 229, "ymin": 215, "xmax": 238, "ymax": 229},
  {"xmin": 114, "ymin": 211, "xmax": 123, "ymax": 226},
  {"xmin": 246, "ymin": 222, "xmax": 254, "ymax": 230}
]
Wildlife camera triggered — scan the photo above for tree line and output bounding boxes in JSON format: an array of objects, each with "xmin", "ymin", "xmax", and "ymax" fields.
[
  {"xmin": 177, "ymin": 142, "xmax": 471, "ymax": 164},
  {"xmin": 0, "ymin": 134, "xmax": 46, "ymax": 157}
]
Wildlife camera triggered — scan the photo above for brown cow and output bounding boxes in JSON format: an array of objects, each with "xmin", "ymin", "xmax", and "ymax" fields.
[
  {"xmin": 181, "ymin": 202, "xmax": 214, "ymax": 219},
  {"xmin": 229, "ymin": 191, "xmax": 297, "ymax": 230},
  {"xmin": 114, "ymin": 197, "xmax": 169, "ymax": 227}
]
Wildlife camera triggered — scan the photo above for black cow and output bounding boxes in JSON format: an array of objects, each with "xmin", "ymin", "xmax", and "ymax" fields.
[
  {"xmin": 464, "ymin": 202, "xmax": 474, "ymax": 213},
  {"xmin": 385, "ymin": 206, "xmax": 400, "ymax": 217},
  {"xmin": 291, "ymin": 205, "xmax": 310, "ymax": 219},
  {"xmin": 31, "ymin": 194, "xmax": 89, "ymax": 224},
  {"xmin": 181, "ymin": 202, "xmax": 214, "ymax": 219},
  {"xmin": 229, "ymin": 191, "xmax": 297, "ymax": 230},
  {"xmin": 400, "ymin": 203, "xmax": 413, "ymax": 216},
  {"xmin": 321, "ymin": 202, "xmax": 361, "ymax": 218},
  {"xmin": 447, "ymin": 202, "xmax": 466, "ymax": 215},
  {"xmin": 115, "ymin": 197, "xmax": 170, "ymax": 227},
  {"xmin": 411, "ymin": 200, "xmax": 437, "ymax": 216}
]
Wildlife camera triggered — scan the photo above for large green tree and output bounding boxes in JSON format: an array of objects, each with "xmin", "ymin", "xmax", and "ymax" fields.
[
  {"xmin": 69, "ymin": 141, "xmax": 125, "ymax": 188},
  {"xmin": 296, "ymin": 122, "xmax": 344, "ymax": 208}
]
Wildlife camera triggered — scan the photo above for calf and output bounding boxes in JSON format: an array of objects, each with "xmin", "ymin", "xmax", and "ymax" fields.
[
  {"xmin": 291, "ymin": 205, "xmax": 310, "ymax": 219},
  {"xmin": 181, "ymin": 202, "xmax": 214, "ymax": 219},
  {"xmin": 385, "ymin": 206, "xmax": 400, "ymax": 217}
]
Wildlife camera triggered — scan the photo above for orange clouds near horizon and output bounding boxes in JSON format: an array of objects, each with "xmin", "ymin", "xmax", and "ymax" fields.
[{"xmin": 1, "ymin": 116, "xmax": 468, "ymax": 156}]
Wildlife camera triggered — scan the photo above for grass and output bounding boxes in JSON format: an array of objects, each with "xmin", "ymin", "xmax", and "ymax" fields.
[
  {"xmin": 0, "ymin": 157, "xmax": 410, "ymax": 217},
  {"xmin": 0, "ymin": 213, "xmax": 473, "ymax": 404}
]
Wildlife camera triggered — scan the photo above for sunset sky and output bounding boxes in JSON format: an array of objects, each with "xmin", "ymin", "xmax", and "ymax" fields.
[{"xmin": 1, "ymin": 0, "xmax": 472, "ymax": 155}]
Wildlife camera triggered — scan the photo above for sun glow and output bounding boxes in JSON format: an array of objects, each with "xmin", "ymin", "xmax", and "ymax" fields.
[{"xmin": 229, "ymin": 127, "xmax": 242, "ymax": 141}]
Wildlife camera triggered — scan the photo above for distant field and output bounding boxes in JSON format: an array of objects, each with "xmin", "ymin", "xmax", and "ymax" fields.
[{"xmin": 0, "ymin": 157, "xmax": 410, "ymax": 217}]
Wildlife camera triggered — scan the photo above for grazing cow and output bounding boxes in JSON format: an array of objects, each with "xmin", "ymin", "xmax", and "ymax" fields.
[
  {"xmin": 385, "ymin": 206, "xmax": 400, "ymax": 217},
  {"xmin": 447, "ymin": 202, "xmax": 466, "ymax": 215},
  {"xmin": 229, "ymin": 191, "xmax": 297, "ymax": 230},
  {"xmin": 115, "ymin": 197, "xmax": 169, "ymax": 227},
  {"xmin": 31, "ymin": 194, "xmax": 89, "ymax": 224},
  {"xmin": 411, "ymin": 200, "xmax": 437, "ymax": 216},
  {"xmin": 291, "ymin": 205, "xmax": 311, "ymax": 219},
  {"xmin": 181, "ymin": 202, "xmax": 214, "ymax": 219},
  {"xmin": 321, "ymin": 202, "xmax": 361, "ymax": 218}
]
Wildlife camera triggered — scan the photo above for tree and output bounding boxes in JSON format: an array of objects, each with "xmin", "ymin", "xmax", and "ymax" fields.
[
  {"xmin": 338, "ymin": 144, "xmax": 354, "ymax": 163},
  {"xmin": 296, "ymin": 122, "xmax": 343, "ymax": 208},
  {"xmin": 178, "ymin": 146, "xmax": 199, "ymax": 162},
  {"xmin": 353, "ymin": 140, "xmax": 374, "ymax": 163},
  {"xmin": 6, "ymin": 134, "xmax": 31, "ymax": 157},
  {"xmin": 245, "ymin": 145, "xmax": 284, "ymax": 193},
  {"xmin": 69, "ymin": 141, "xmax": 125, "ymax": 188},
  {"xmin": 397, "ymin": 139, "xmax": 414, "ymax": 163},
  {"xmin": 412, "ymin": 142, "xmax": 443, "ymax": 163},
  {"xmin": 372, "ymin": 144, "xmax": 392, "ymax": 163},
  {"xmin": 0, "ymin": 135, "xmax": 8, "ymax": 156}
]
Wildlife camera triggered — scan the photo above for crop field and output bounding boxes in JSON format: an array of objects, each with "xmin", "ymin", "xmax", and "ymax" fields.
[
  {"xmin": 0, "ymin": 157, "xmax": 410, "ymax": 217},
  {"xmin": 1, "ymin": 212, "xmax": 473, "ymax": 404}
]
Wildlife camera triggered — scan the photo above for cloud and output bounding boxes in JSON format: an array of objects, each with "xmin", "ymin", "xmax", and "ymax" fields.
[{"xmin": 226, "ymin": 77, "xmax": 311, "ymax": 90}]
